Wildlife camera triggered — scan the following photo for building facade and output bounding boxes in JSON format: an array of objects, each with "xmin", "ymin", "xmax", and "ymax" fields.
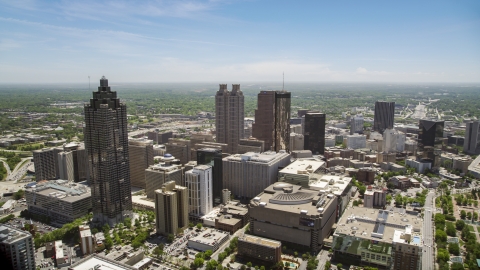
[
  {"xmin": 57, "ymin": 151, "xmax": 74, "ymax": 181},
  {"xmin": 25, "ymin": 180, "xmax": 92, "ymax": 224},
  {"xmin": 196, "ymin": 148, "xmax": 223, "ymax": 205},
  {"xmin": 145, "ymin": 161, "xmax": 184, "ymax": 199},
  {"xmin": 237, "ymin": 235, "xmax": 282, "ymax": 264},
  {"xmin": 248, "ymin": 183, "xmax": 337, "ymax": 254},
  {"xmin": 185, "ymin": 165, "xmax": 213, "ymax": 217},
  {"xmin": 418, "ymin": 119, "xmax": 444, "ymax": 151},
  {"xmin": 128, "ymin": 138, "xmax": 154, "ymax": 188},
  {"xmin": 33, "ymin": 148, "xmax": 58, "ymax": 181},
  {"xmin": 154, "ymin": 181, "xmax": 188, "ymax": 236},
  {"xmin": 304, "ymin": 112, "xmax": 326, "ymax": 154},
  {"xmin": 373, "ymin": 101, "xmax": 395, "ymax": 134},
  {"xmin": 223, "ymin": 151, "xmax": 291, "ymax": 199},
  {"xmin": 252, "ymin": 91, "xmax": 291, "ymax": 152},
  {"xmin": 0, "ymin": 225, "xmax": 36, "ymax": 270},
  {"xmin": 350, "ymin": 114, "xmax": 364, "ymax": 135},
  {"xmin": 215, "ymin": 84, "xmax": 244, "ymax": 154},
  {"xmin": 464, "ymin": 120, "xmax": 480, "ymax": 154},
  {"xmin": 84, "ymin": 76, "xmax": 132, "ymax": 226}
]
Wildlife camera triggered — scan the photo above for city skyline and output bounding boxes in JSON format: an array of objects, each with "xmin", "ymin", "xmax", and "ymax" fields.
[{"xmin": 0, "ymin": 1, "xmax": 479, "ymax": 83}]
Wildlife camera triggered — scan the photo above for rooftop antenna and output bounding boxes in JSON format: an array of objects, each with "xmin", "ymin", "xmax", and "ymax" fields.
[{"xmin": 282, "ymin": 72, "xmax": 284, "ymax": 91}]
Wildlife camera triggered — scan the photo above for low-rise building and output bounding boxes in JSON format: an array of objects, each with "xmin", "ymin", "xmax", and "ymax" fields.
[
  {"xmin": 187, "ymin": 228, "xmax": 230, "ymax": 252},
  {"xmin": 237, "ymin": 235, "xmax": 282, "ymax": 264},
  {"xmin": 145, "ymin": 159, "xmax": 184, "ymax": 199},
  {"xmin": 332, "ymin": 207, "xmax": 423, "ymax": 269},
  {"xmin": 248, "ymin": 182, "xmax": 337, "ymax": 253},
  {"xmin": 308, "ymin": 174, "xmax": 353, "ymax": 221},
  {"xmin": 406, "ymin": 159, "xmax": 432, "ymax": 174},
  {"xmin": 363, "ymin": 186, "xmax": 387, "ymax": 208},
  {"xmin": 69, "ymin": 254, "xmax": 136, "ymax": 270},
  {"xmin": 25, "ymin": 180, "xmax": 91, "ymax": 224},
  {"xmin": 278, "ymin": 158, "xmax": 326, "ymax": 187},
  {"xmin": 79, "ymin": 225, "xmax": 94, "ymax": 256}
]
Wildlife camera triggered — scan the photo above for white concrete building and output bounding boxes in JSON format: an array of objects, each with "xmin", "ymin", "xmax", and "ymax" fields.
[
  {"xmin": 382, "ymin": 128, "xmax": 406, "ymax": 153},
  {"xmin": 187, "ymin": 228, "xmax": 229, "ymax": 252},
  {"xmin": 346, "ymin": 134, "xmax": 367, "ymax": 149},
  {"xmin": 350, "ymin": 114, "xmax": 364, "ymax": 135},
  {"xmin": 222, "ymin": 151, "xmax": 291, "ymax": 199},
  {"xmin": 185, "ymin": 165, "xmax": 213, "ymax": 217},
  {"xmin": 406, "ymin": 159, "xmax": 432, "ymax": 174}
]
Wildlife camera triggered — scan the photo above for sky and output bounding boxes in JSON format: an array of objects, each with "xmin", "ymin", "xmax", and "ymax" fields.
[{"xmin": 0, "ymin": 0, "xmax": 479, "ymax": 83}]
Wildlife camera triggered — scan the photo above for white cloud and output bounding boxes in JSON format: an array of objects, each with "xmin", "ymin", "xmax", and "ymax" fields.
[{"xmin": 355, "ymin": 67, "xmax": 368, "ymax": 74}]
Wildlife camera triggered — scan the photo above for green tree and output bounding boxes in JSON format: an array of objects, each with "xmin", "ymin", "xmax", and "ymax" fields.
[
  {"xmin": 193, "ymin": 258, "xmax": 204, "ymax": 268},
  {"xmin": 196, "ymin": 223, "xmax": 203, "ymax": 230},
  {"xmin": 446, "ymin": 222, "xmax": 456, "ymax": 237},
  {"xmin": 204, "ymin": 250, "xmax": 213, "ymax": 259},
  {"xmin": 206, "ymin": 259, "xmax": 218, "ymax": 270},
  {"xmin": 247, "ymin": 262, "xmax": 252, "ymax": 268},
  {"xmin": 337, "ymin": 263, "xmax": 343, "ymax": 269},
  {"xmin": 448, "ymin": 243, "xmax": 460, "ymax": 256},
  {"xmin": 435, "ymin": 230, "xmax": 447, "ymax": 242},
  {"xmin": 451, "ymin": 262, "xmax": 464, "ymax": 270},
  {"xmin": 325, "ymin": 261, "xmax": 331, "ymax": 270},
  {"xmin": 456, "ymin": 220, "xmax": 465, "ymax": 230},
  {"xmin": 460, "ymin": 210, "xmax": 466, "ymax": 219}
]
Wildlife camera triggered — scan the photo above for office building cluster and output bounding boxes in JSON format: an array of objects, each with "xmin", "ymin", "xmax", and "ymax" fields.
[{"xmin": 19, "ymin": 77, "xmax": 480, "ymax": 270}]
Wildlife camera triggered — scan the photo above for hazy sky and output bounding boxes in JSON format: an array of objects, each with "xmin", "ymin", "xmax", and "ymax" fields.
[{"xmin": 1, "ymin": 0, "xmax": 479, "ymax": 83}]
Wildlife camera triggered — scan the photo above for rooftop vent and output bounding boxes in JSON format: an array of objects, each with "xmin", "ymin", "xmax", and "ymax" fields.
[
  {"xmin": 259, "ymin": 202, "xmax": 267, "ymax": 207},
  {"xmin": 317, "ymin": 208, "xmax": 324, "ymax": 213},
  {"xmin": 253, "ymin": 197, "xmax": 261, "ymax": 202},
  {"xmin": 300, "ymin": 210, "xmax": 308, "ymax": 215}
]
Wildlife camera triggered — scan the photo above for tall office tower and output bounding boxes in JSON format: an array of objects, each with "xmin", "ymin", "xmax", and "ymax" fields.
[
  {"xmin": 252, "ymin": 91, "xmax": 291, "ymax": 152},
  {"xmin": 154, "ymin": 181, "xmax": 188, "ymax": 236},
  {"xmin": 0, "ymin": 225, "xmax": 36, "ymax": 270},
  {"xmin": 350, "ymin": 114, "xmax": 364, "ymax": 135},
  {"xmin": 128, "ymin": 138, "xmax": 154, "ymax": 188},
  {"xmin": 165, "ymin": 138, "xmax": 191, "ymax": 165},
  {"xmin": 383, "ymin": 128, "xmax": 406, "ymax": 153},
  {"xmin": 373, "ymin": 101, "xmax": 395, "ymax": 134},
  {"xmin": 197, "ymin": 148, "xmax": 223, "ymax": 205},
  {"xmin": 185, "ymin": 165, "xmax": 213, "ymax": 217},
  {"xmin": 144, "ymin": 161, "xmax": 184, "ymax": 199},
  {"xmin": 63, "ymin": 143, "xmax": 90, "ymax": 183},
  {"xmin": 215, "ymin": 84, "xmax": 244, "ymax": 154},
  {"xmin": 33, "ymin": 148, "xmax": 57, "ymax": 181},
  {"xmin": 418, "ymin": 119, "xmax": 444, "ymax": 150},
  {"xmin": 84, "ymin": 76, "xmax": 132, "ymax": 226},
  {"xmin": 464, "ymin": 120, "xmax": 480, "ymax": 154},
  {"xmin": 58, "ymin": 151, "xmax": 74, "ymax": 181},
  {"xmin": 304, "ymin": 112, "xmax": 326, "ymax": 155},
  {"xmin": 223, "ymin": 151, "xmax": 291, "ymax": 199}
]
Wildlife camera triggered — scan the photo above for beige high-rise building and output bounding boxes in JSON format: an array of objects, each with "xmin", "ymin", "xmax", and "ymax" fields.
[
  {"xmin": 165, "ymin": 138, "xmax": 191, "ymax": 165},
  {"xmin": 155, "ymin": 181, "xmax": 188, "ymax": 236},
  {"xmin": 145, "ymin": 162, "xmax": 184, "ymax": 199},
  {"xmin": 33, "ymin": 148, "xmax": 57, "ymax": 181},
  {"xmin": 129, "ymin": 138, "xmax": 154, "ymax": 188},
  {"xmin": 215, "ymin": 84, "xmax": 244, "ymax": 154},
  {"xmin": 58, "ymin": 151, "xmax": 74, "ymax": 181}
]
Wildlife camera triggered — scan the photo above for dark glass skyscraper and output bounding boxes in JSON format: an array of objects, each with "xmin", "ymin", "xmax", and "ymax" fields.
[
  {"xmin": 373, "ymin": 101, "xmax": 395, "ymax": 134},
  {"xmin": 84, "ymin": 76, "xmax": 132, "ymax": 226},
  {"xmin": 304, "ymin": 112, "xmax": 326, "ymax": 154},
  {"xmin": 418, "ymin": 119, "xmax": 444, "ymax": 150},
  {"xmin": 252, "ymin": 90, "xmax": 291, "ymax": 152},
  {"xmin": 197, "ymin": 148, "xmax": 223, "ymax": 205}
]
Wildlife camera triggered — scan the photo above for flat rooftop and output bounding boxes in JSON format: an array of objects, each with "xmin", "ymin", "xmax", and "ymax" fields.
[
  {"xmin": 0, "ymin": 225, "xmax": 31, "ymax": 244},
  {"xmin": 69, "ymin": 255, "xmax": 135, "ymax": 270},
  {"xmin": 279, "ymin": 158, "xmax": 325, "ymax": 175},
  {"xmin": 131, "ymin": 195, "xmax": 155, "ymax": 208},
  {"xmin": 224, "ymin": 151, "xmax": 288, "ymax": 164},
  {"xmin": 335, "ymin": 206, "xmax": 422, "ymax": 245},
  {"xmin": 239, "ymin": 234, "xmax": 281, "ymax": 248},
  {"xmin": 308, "ymin": 174, "xmax": 352, "ymax": 196},
  {"xmin": 28, "ymin": 180, "xmax": 91, "ymax": 203},
  {"xmin": 189, "ymin": 228, "xmax": 229, "ymax": 246}
]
